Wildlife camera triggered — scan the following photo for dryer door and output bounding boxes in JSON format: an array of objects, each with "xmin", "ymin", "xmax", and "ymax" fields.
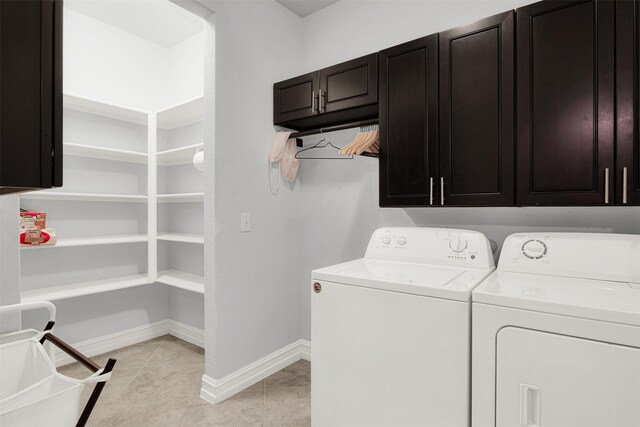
[{"xmin": 496, "ymin": 327, "xmax": 640, "ymax": 427}]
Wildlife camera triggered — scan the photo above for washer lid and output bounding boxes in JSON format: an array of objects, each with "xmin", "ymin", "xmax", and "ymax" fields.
[
  {"xmin": 313, "ymin": 259, "xmax": 494, "ymax": 301},
  {"xmin": 473, "ymin": 271, "xmax": 640, "ymax": 326}
]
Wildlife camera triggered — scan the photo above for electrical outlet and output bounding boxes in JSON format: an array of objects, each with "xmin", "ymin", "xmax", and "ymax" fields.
[{"xmin": 240, "ymin": 213, "xmax": 251, "ymax": 232}]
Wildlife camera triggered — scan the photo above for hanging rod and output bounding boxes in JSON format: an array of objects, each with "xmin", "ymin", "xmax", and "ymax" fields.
[{"xmin": 289, "ymin": 118, "xmax": 379, "ymax": 139}]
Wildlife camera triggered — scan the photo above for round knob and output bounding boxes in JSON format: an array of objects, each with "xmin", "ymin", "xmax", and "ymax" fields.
[
  {"xmin": 382, "ymin": 235, "xmax": 392, "ymax": 245},
  {"xmin": 397, "ymin": 237, "xmax": 407, "ymax": 246},
  {"xmin": 449, "ymin": 236, "xmax": 468, "ymax": 253},
  {"xmin": 522, "ymin": 239, "xmax": 547, "ymax": 259}
]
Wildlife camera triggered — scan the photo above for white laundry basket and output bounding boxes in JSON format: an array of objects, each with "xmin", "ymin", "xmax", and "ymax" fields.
[{"xmin": 0, "ymin": 302, "xmax": 114, "ymax": 427}]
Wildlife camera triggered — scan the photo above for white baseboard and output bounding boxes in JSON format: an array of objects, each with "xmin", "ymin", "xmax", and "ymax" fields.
[
  {"xmin": 166, "ymin": 319, "xmax": 205, "ymax": 348},
  {"xmin": 55, "ymin": 319, "xmax": 204, "ymax": 367},
  {"xmin": 200, "ymin": 339, "xmax": 312, "ymax": 405}
]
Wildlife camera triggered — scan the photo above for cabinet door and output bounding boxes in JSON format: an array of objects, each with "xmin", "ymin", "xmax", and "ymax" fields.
[
  {"xmin": 439, "ymin": 11, "xmax": 514, "ymax": 206},
  {"xmin": 516, "ymin": 0, "xmax": 615, "ymax": 206},
  {"xmin": 0, "ymin": 0, "xmax": 62, "ymax": 195},
  {"xmin": 379, "ymin": 35, "xmax": 438, "ymax": 207},
  {"xmin": 273, "ymin": 71, "xmax": 319, "ymax": 126},
  {"xmin": 319, "ymin": 53, "xmax": 378, "ymax": 114},
  {"xmin": 616, "ymin": 0, "xmax": 640, "ymax": 205}
]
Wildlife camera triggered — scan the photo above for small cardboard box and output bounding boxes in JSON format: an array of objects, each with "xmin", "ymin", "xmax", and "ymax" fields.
[{"xmin": 20, "ymin": 211, "xmax": 46, "ymax": 231}]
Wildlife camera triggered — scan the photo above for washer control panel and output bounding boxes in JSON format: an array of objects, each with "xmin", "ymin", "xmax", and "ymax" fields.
[{"xmin": 365, "ymin": 227, "xmax": 494, "ymax": 269}]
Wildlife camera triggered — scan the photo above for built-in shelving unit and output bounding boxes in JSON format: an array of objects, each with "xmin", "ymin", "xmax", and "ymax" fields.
[
  {"xmin": 157, "ymin": 192, "xmax": 204, "ymax": 203},
  {"xmin": 20, "ymin": 93, "xmax": 205, "ymax": 302},
  {"xmin": 64, "ymin": 142, "xmax": 148, "ymax": 164},
  {"xmin": 157, "ymin": 233, "xmax": 204, "ymax": 244},
  {"xmin": 156, "ymin": 96, "xmax": 204, "ymax": 294},
  {"xmin": 156, "ymin": 270, "xmax": 204, "ymax": 294},
  {"xmin": 157, "ymin": 97, "xmax": 204, "ymax": 129},
  {"xmin": 21, "ymin": 234, "xmax": 148, "ymax": 250},
  {"xmin": 63, "ymin": 93, "xmax": 148, "ymax": 125},
  {"xmin": 21, "ymin": 273, "xmax": 150, "ymax": 303},
  {"xmin": 21, "ymin": 192, "xmax": 148, "ymax": 203},
  {"xmin": 157, "ymin": 143, "xmax": 203, "ymax": 166}
]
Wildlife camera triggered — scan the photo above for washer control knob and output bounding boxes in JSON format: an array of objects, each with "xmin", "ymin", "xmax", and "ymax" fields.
[
  {"xmin": 449, "ymin": 236, "xmax": 468, "ymax": 253},
  {"xmin": 397, "ymin": 237, "xmax": 407, "ymax": 246},
  {"xmin": 382, "ymin": 235, "xmax": 392, "ymax": 245}
]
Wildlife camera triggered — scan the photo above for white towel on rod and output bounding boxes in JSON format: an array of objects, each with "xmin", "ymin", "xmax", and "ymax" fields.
[
  {"xmin": 281, "ymin": 138, "xmax": 299, "ymax": 183},
  {"xmin": 269, "ymin": 131, "xmax": 292, "ymax": 194}
]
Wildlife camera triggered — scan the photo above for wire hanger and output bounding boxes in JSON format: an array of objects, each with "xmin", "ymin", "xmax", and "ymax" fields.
[{"xmin": 295, "ymin": 130, "xmax": 354, "ymax": 160}]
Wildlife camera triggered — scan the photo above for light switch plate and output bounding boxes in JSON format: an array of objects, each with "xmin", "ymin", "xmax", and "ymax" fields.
[{"xmin": 240, "ymin": 213, "xmax": 251, "ymax": 232}]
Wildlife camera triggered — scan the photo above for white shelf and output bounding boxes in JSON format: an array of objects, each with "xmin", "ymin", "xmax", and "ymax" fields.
[
  {"xmin": 21, "ymin": 273, "xmax": 150, "ymax": 302},
  {"xmin": 21, "ymin": 192, "xmax": 148, "ymax": 203},
  {"xmin": 64, "ymin": 93, "xmax": 148, "ymax": 125},
  {"xmin": 21, "ymin": 234, "xmax": 148, "ymax": 250},
  {"xmin": 157, "ymin": 96, "xmax": 204, "ymax": 129},
  {"xmin": 158, "ymin": 233, "xmax": 204, "ymax": 244},
  {"xmin": 157, "ymin": 143, "xmax": 203, "ymax": 166},
  {"xmin": 157, "ymin": 192, "xmax": 203, "ymax": 203},
  {"xmin": 156, "ymin": 270, "xmax": 204, "ymax": 294},
  {"xmin": 64, "ymin": 142, "xmax": 147, "ymax": 164}
]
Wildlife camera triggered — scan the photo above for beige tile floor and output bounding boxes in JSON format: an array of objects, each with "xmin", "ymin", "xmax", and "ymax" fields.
[{"xmin": 59, "ymin": 335, "xmax": 311, "ymax": 427}]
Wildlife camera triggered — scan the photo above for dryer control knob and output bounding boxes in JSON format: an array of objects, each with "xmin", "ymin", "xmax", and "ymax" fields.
[
  {"xmin": 449, "ymin": 236, "xmax": 468, "ymax": 253},
  {"xmin": 397, "ymin": 237, "xmax": 407, "ymax": 246},
  {"xmin": 522, "ymin": 239, "xmax": 547, "ymax": 259},
  {"xmin": 382, "ymin": 235, "xmax": 392, "ymax": 245}
]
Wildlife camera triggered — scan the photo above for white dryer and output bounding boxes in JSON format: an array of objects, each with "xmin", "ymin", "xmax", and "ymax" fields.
[
  {"xmin": 311, "ymin": 227, "xmax": 495, "ymax": 427},
  {"xmin": 472, "ymin": 232, "xmax": 640, "ymax": 427}
]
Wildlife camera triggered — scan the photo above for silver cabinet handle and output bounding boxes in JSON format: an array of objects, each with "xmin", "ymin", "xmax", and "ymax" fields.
[
  {"xmin": 311, "ymin": 91, "xmax": 316, "ymax": 114},
  {"xmin": 623, "ymin": 167, "xmax": 628, "ymax": 204},
  {"xmin": 604, "ymin": 168, "xmax": 610, "ymax": 204},
  {"xmin": 440, "ymin": 177, "xmax": 445, "ymax": 206},
  {"xmin": 429, "ymin": 177, "xmax": 433, "ymax": 205},
  {"xmin": 319, "ymin": 89, "xmax": 325, "ymax": 113}
]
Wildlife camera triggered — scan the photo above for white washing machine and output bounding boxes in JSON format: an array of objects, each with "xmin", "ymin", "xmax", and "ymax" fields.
[
  {"xmin": 311, "ymin": 227, "xmax": 495, "ymax": 427},
  {"xmin": 472, "ymin": 232, "xmax": 640, "ymax": 427}
]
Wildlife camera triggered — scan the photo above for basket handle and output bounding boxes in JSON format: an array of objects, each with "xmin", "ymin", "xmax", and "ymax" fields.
[{"xmin": 80, "ymin": 368, "xmax": 112, "ymax": 384}]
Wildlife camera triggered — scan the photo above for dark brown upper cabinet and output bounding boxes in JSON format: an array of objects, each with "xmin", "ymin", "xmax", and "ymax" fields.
[
  {"xmin": 0, "ymin": 0, "xmax": 63, "ymax": 195},
  {"xmin": 379, "ymin": 35, "xmax": 438, "ymax": 207},
  {"xmin": 516, "ymin": 0, "xmax": 615, "ymax": 206},
  {"xmin": 616, "ymin": 0, "xmax": 640, "ymax": 206},
  {"xmin": 273, "ymin": 53, "xmax": 378, "ymax": 131},
  {"xmin": 273, "ymin": 71, "xmax": 319, "ymax": 128},
  {"xmin": 439, "ymin": 11, "xmax": 515, "ymax": 207},
  {"xmin": 319, "ymin": 54, "xmax": 378, "ymax": 115}
]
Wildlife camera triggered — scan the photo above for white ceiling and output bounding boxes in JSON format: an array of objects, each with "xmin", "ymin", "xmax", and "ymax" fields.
[
  {"xmin": 65, "ymin": 0, "xmax": 204, "ymax": 48},
  {"xmin": 276, "ymin": 0, "xmax": 340, "ymax": 17}
]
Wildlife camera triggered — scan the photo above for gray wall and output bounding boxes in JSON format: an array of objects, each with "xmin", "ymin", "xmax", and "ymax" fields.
[
  {"xmin": 200, "ymin": 0, "xmax": 305, "ymax": 379},
  {"xmin": 0, "ymin": 195, "xmax": 21, "ymax": 332},
  {"xmin": 22, "ymin": 285, "xmax": 170, "ymax": 342},
  {"xmin": 169, "ymin": 287, "xmax": 204, "ymax": 329}
]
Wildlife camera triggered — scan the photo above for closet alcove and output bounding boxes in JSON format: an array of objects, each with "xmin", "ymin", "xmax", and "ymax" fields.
[{"xmin": 19, "ymin": 1, "xmax": 206, "ymax": 351}]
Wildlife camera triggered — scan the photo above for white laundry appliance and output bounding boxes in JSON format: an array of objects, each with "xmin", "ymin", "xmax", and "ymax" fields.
[
  {"xmin": 311, "ymin": 227, "xmax": 495, "ymax": 427},
  {"xmin": 472, "ymin": 232, "xmax": 640, "ymax": 427}
]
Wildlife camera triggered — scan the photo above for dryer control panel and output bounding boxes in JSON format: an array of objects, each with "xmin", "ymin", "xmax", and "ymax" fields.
[
  {"xmin": 365, "ymin": 227, "xmax": 494, "ymax": 269},
  {"xmin": 499, "ymin": 232, "xmax": 640, "ymax": 285}
]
